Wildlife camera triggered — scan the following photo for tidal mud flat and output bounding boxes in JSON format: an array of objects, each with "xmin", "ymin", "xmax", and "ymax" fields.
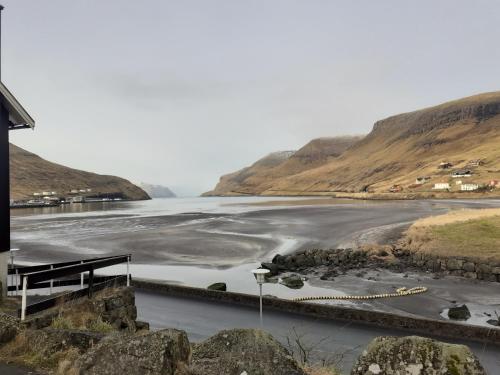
[{"xmin": 9, "ymin": 197, "xmax": 500, "ymax": 324}]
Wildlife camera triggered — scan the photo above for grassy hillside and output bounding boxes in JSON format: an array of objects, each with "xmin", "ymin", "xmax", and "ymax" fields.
[
  {"xmin": 261, "ymin": 91, "xmax": 500, "ymax": 195},
  {"xmin": 401, "ymin": 208, "xmax": 500, "ymax": 261},
  {"xmin": 204, "ymin": 136, "xmax": 362, "ymax": 196},
  {"xmin": 10, "ymin": 144, "xmax": 150, "ymax": 201}
]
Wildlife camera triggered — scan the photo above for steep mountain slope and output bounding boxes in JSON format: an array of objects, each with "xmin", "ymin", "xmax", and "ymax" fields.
[
  {"xmin": 263, "ymin": 91, "xmax": 500, "ymax": 195},
  {"xmin": 204, "ymin": 151, "xmax": 295, "ymax": 196},
  {"xmin": 10, "ymin": 144, "xmax": 150, "ymax": 200},
  {"xmin": 204, "ymin": 135, "xmax": 364, "ymax": 196},
  {"xmin": 140, "ymin": 183, "xmax": 176, "ymax": 198}
]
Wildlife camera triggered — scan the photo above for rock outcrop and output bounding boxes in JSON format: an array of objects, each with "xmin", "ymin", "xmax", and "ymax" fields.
[
  {"xmin": 71, "ymin": 329, "xmax": 191, "ymax": 375},
  {"xmin": 191, "ymin": 329, "xmax": 306, "ymax": 375},
  {"xmin": 351, "ymin": 336, "xmax": 486, "ymax": 375}
]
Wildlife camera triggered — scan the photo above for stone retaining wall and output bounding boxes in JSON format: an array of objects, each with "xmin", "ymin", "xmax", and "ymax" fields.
[
  {"xmin": 406, "ymin": 251, "xmax": 500, "ymax": 282},
  {"xmin": 268, "ymin": 248, "xmax": 500, "ymax": 283},
  {"xmin": 132, "ymin": 279, "xmax": 500, "ymax": 345},
  {"xmin": 23, "ymin": 287, "xmax": 138, "ymax": 331}
]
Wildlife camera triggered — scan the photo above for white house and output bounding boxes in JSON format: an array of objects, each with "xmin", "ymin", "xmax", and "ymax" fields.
[
  {"xmin": 433, "ymin": 183, "xmax": 450, "ymax": 190},
  {"xmin": 461, "ymin": 183, "xmax": 479, "ymax": 191}
]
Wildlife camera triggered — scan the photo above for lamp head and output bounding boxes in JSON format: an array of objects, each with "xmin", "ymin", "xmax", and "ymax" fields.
[{"xmin": 251, "ymin": 268, "xmax": 270, "ymax": 284}]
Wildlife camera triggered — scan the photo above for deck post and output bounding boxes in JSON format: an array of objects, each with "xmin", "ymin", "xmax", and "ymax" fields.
[
  {"xmin": 15, "ymin": 267, "xmax": 18, "ymax": 295},
  {"xmin": 21, "ymin": 275, "xmax": 27, "ymax": 321},
  {"xmin": 49, "ymin": 264, "xmax": 53, "ymax": 295},
  {"xmin": 126, "ymin": 255, "xmax": 130, "ymax": 287},
  {"xmin": 88, "ymin": 267, "xmax": 94, "ymax": 298},
  {"xmin": 80, "ymin": 260, "xmax": 84, "ymax": 288}
]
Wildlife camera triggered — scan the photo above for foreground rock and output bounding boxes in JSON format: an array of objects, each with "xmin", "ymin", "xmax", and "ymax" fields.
[
  {"xmin": 71, "ymin": 329, "xmax": 190, "ymax": 375},
  {"xmin": 0, "ymin": 313, "xmax": 19, "ymax": 345},
  {"xmin": 191, "ymin": 329, "xmax": 306, "ymax": 375},
  {"xmin": 207, "ymin": 282, "xmax": 227, "ymax": 292},
  {"xmin": 351, "ymin": 336, "xmax": 486, "ymax": 375},
  {"xmin": 448, "ymin": 304, "xmax": 471, "ymax": 321},
  {"xmin": 279, "ymin": 274, "xmax": 304, "ymax": 289}
]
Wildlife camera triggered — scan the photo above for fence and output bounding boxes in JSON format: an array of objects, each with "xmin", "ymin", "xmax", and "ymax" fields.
[{"xmin": 8, "ymin": 254, "xmax": 131, "ymax": 320}]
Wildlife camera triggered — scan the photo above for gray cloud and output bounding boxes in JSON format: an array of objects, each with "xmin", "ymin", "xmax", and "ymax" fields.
[{"xmin": 5, "ymin": 0, "xmax": 500, "ymax": 196}]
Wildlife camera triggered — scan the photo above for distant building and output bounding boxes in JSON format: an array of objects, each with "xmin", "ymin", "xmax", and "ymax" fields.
[
  {"xmin": 389, "ymin": 185, "xmax": 403, "ymax": 193},
  {"xmin": 461, "ymin": 183, "xmax": 479, "ymax": 191},
  {"xmin": 433, "ymin": 183, "xmax": 450, "ymax": 190},
  {"xmin": 79, "ymin": 189, "xmax": 87, "ymax": 193},
  {"xmin": 70, "ymin": 189, "xmax": 79, "ymax": 194},
  {"xmin": 490, "ymin": 180, "xmax": 499, "ymax": 188},
  {"xmin": 467, "ymin": 159, "xmax": 484, "ymax": 167},
  {"xmin": 455, "ymin": 180, "xmax": 462, "ymax": 185},
  {"xmin": 438, "ymin": 162, "xmax": 452, "ymax": 169},
  {"xmin": 33, "ymin": 192, "xmax": 41, "ymax": 196},
  {"xmin": 415, "ymin": 176, "xmax": 431, "ymax": 184},
  {"xmin": 71, "ymin": 196, "xmax": 85, "ymax": 203},
  {"xmin": 451, "ymin": 170, "xmax": 472, "ymax": 178}
]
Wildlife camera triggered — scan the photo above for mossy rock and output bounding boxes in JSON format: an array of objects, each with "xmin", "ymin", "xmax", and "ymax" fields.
[{"xmin": 351, "ymin": 336, "xmax": 486, "ymax": 375}]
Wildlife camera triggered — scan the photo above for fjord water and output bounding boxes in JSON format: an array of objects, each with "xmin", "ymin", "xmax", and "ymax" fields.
[{"xmin": 10, "ymin": 196, "xmax": 500, "ymax": 299}]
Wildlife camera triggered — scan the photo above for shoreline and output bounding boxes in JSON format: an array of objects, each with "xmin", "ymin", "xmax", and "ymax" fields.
[{"xmin": 207, "ymin": 191, "xmax": 500, "ymax": 202}]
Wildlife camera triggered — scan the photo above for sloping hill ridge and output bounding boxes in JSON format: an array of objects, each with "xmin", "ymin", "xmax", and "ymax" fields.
[
  {"xmin": 206, "ymin": 91, "xmax": 500, "ymax": 196},
  {"xmin": 10, "ymin": 144, "xmax": 150, "ymax": 200},
  {"xmin": 204, "ymin": 136, "xmax": 363, "ymax": 196},
  {"xmin": 263, "ymin": 91, "xmax": 500, "ymax": 195}
]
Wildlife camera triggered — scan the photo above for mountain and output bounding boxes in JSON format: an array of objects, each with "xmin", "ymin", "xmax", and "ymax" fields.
[
  {"xmin": 207, "ymin": 91, "xmax": 500, "ymax": 196},
  {"xmin": 139, "ymin": 183, "xmax": 176, "ymax": 198},
  {"xmin": 203, "ymin": 136, "xmax": 363, "ymax": 196},
  {"xmin": 203, "ymin": 151, "xmax": 295, "ymax": 196},
  {"xmin": 10, "ymin": 143, "xmax": 150, "ymax": 201}
]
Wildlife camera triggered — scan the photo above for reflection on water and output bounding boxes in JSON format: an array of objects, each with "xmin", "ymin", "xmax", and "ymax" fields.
[{"xmin": 11, "ymin": 196, "xmax": 331, "ymax": 220}]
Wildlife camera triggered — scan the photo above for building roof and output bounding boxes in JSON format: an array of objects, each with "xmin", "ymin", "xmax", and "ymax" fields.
[{"xmin": 0, "ymin": 81, "xmax": 35, "ymax": 129}]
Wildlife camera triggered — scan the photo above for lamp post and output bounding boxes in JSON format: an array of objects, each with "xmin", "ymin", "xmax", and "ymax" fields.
[{"xmin": 251, "ymin": 268, "xmax": 269, "ymax": 328}]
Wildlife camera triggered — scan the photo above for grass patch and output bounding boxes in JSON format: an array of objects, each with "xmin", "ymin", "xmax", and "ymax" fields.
[{"xmin": 405, "ymin": 214, "xmax": 500, "ymax": 260}]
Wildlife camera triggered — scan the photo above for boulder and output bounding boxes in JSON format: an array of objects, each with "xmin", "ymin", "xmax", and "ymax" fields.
[
  {"xmin": 351, "ymin": 336, "xmax": 486, "ymax": 375},
  {"xmin": 207, "ymin": 282, "xmax": 227, "ymax": 292},
  {"xmin": 191, "ymin": 329, "xmax": 306, "ymax": 375},
  {"xmin": 261, "ymin": 262, "xmax": 279, "ymax": 276},
  {"xmin": 71, "ymin": 328, "xmax": 190, "ymax": 375},
  {"xmin": 0, "ymin": 312, "xmax": 19, "ymax": 345},
  {"xmin": 446, "ymin": 258, "xmax": 464, "ymax": 271},
  {"xmin": 448, "ymin": 304, "xmax": 471, "ymax": 320},
  {"xmin": 280, "ymin": 274, "xmax": 304, "ymax": 289},
  {"xmin": 272, "ymin": 254, "xmax": 285, "ymax": 265}
]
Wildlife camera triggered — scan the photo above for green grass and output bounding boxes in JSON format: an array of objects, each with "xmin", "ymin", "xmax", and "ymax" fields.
[{"xmin": 430, "ymin": 216, "xmax": 500, "ymax": 259}]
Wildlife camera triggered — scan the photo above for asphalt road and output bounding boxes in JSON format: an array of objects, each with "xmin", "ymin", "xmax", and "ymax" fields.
[{"xmin": 135, "ymin": 289, "xmax": 500, "ymax": 374}]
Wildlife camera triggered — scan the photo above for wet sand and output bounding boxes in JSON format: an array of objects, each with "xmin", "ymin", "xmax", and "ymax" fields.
[{"xmin": 10, "ymin": 197, "xmax": 500, "ymax": 325}]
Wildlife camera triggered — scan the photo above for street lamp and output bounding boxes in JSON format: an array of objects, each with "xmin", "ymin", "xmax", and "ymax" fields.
[{"xmin": 251, "ymin": 268, "xmax": 269, "ymax": 328}]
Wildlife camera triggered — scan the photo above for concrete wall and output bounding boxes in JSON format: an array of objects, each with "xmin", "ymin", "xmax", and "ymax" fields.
[{"xmin": 132, "ymin": 279, "xmax": 500, "ymax": 346}]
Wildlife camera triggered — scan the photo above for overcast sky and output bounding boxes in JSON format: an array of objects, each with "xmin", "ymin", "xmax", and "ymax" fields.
[{"xmin": 4, "ymin": 0, "xmax": 500, "ymax": 196}]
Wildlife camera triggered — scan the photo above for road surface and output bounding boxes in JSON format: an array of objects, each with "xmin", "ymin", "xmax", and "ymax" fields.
[{"xmin": 135, "ymin": 289, "xmax": 500, "ymax": 374}]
